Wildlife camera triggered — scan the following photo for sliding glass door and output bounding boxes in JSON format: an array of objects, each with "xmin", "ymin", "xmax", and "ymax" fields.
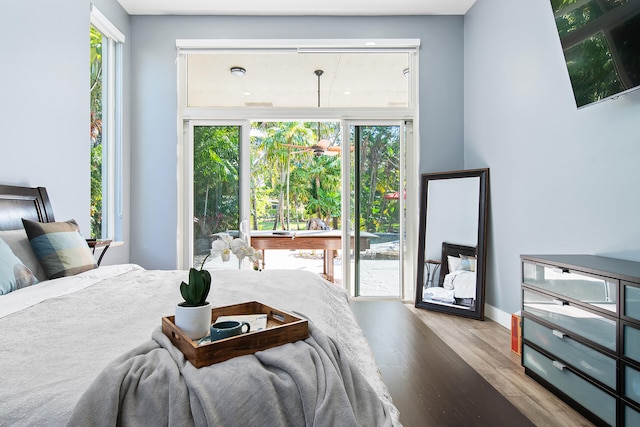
[
  {"xmin": 183, "ymin": 121, "xmax": 250, "ymax": 270},
  {"xmin": 346, "ymin": 122, "xmax": 409, "ymax": 298},
  {"xmin": 183, "ymin": 120, "xmax": 412, "ymax": 298}
]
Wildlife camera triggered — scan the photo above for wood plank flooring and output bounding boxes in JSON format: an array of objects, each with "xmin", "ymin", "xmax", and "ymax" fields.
[{"xmin": 350, "ymin": 300, "xmax": 596, "ymax": 427}]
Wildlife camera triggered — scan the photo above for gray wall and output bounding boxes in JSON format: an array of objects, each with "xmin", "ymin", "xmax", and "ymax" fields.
[
  {"xmin": 129, "ymin": 15, "xmax": 465, "ymax": 268},
  {"xmin": 7, "ymin": 1, "xmax": 619, "ymax": 318},
  {"xmin": 0, "ymin": 0, "xmax": 131, "ymax": 265},
  {"xmin": 465, "ymin": 0, "xmax": 640, "ymax": 315},
  {"xmin": 0, "ymin": 5, "xmax": 465, "ymax": 279}
]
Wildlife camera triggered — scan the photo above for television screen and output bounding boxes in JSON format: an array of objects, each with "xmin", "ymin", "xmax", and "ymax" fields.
[{"xmin": 550, "ymin": 0, "xmax": 640, "ymax": 108}]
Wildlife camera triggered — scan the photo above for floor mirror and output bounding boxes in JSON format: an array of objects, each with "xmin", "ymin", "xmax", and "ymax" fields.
[{"xmin": 415, "ymin": 168, "xmax": 489, "ymax": 320}]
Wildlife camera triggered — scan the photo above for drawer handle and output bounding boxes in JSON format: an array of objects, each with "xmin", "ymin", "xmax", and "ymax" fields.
[
  {"xmin": 552, "ymin": 329, "xmax": 566, "ymax": 339},
  {"xmin": 552, "ymin": 360, "xmax": 566, "ymax": 371},
  {"xmin": 552, "ymin": 299, "xmax": 568, "ymax": 306}
]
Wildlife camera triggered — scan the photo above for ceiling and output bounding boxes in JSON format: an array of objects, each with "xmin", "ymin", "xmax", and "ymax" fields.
[
  {"xmin": 187, "ymin": 52, "xmax": 410, "ymax": 109},
  {"xmin": 117, "ymin": 0, "xmax": 476, "ymax": 16}
]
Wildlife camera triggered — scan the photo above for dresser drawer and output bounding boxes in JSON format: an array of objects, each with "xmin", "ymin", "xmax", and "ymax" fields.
[
  {"xmin": 523, "ymin": 317, "xmax": 616, "ymax": 389},
  {"xmin": 523, "ymin": 344, "xmax": 616, "ymax": 426},
  {"xmin": 523, "ymin": 261, "xmax": 617, "ymax": 313},
  {"xmin": 623, "ymin": 322, "xmax": 640, "ymax": 364},
  {"xmin": 523, "ymin": 289, "xmax": 617, "ymax": 351},
  {"xmin": 623, "ymin": 405, "xmax": 640, "ymax": 427},
  {"xmin": 625, "ymin": 403, "xmax": 640, "ymax": 427},
  {"xmin": 625, "ymin": 364, "xmax": 640, "ymax": 406},
  {"xmin": 623, "ymin": 282, "xmax": 640, "ymax": 322}
]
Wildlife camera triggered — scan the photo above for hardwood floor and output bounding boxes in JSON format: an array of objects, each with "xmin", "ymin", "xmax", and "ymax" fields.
[{"xmin": 350, "ymin": 300, "xmax": 596, "ymax": 427}]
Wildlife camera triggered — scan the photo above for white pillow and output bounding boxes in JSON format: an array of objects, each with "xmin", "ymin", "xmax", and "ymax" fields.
[{"xmin": 447, "ymin": 255, "xmax": 462, "ymax": 273}]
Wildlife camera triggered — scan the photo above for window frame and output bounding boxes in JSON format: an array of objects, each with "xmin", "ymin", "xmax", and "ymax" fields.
[
  {"xmin": 175, "ymin": 40, "xmax": 420, "ymax": 300},
  {"xmin": 90, "ymin": 5, "xmax": 124, "ymax": 240}
]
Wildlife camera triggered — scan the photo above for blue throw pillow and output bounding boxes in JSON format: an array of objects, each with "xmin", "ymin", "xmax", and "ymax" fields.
[
  {"xmin": 0, "ymin": 236, "xmax": 38, "ymax": 295},
  {"xmin": 22, "ymin": 218, "xmax": 97, "ymax": 280},
  {"xmin": 460, "ymin": 254, "xmax": 477, "ymax": 272}
]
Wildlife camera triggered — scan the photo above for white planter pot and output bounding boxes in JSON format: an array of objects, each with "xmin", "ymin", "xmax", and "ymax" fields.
[{"xmin": 174, "ymin": 302, "xmax": 212, "ymax": 340}]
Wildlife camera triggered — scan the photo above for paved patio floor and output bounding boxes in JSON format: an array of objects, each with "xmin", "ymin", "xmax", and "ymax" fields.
[{"xmin": 202, "ymin": 245, "xmax": 401, "ymax": 297}]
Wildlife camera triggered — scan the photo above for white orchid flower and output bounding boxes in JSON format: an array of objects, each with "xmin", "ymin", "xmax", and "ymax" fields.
[
  {"xmin": 230, "ymin": 238, "xmax": 247, "ymax": 253},
  {"xmin": 210, "ymin": 233, "xmax": 260, "ymax": 265},
  {"xmin": 211, "ymin": 233, "xmax": 234, "ymax": 262},
  {"xmin": 219, "ymin": 233, "xmax": 234, "ymax": 245},
  {"xmin": 245, "ymin": 246, "xmax": 262, "ymax": 263},
  {"xmin": 230, "ymin": 238, "xmax": 252, "ymax": 260}
]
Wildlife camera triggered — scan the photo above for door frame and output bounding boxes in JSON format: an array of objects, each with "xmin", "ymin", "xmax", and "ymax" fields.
[
  {"xmin": 180, "ymin": 119, "xmax": 418, "ymax": 301},
  {"xmin": 176, "ymin": 39, "xmax": 420, "ymax": 300},
  {"xmin": 178, "ymin": 120, "xmax": 251, "ymax": 269},
  {"xmin": 342, "ymin": 120, "xmax": 417, "ymax": 300}
]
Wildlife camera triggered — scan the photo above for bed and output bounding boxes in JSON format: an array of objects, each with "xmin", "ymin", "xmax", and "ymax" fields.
[
  {"xmin": 0, "ymin": 184, "xmax": 400, "ymax": 426},
  {"xmin": 422, "ymin": 242, "xmax": 477, "ymax": 310}
]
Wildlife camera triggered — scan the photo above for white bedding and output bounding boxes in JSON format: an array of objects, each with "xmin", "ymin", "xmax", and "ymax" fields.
[
  {"xmin": 0, "ymin": 264, "xmax": 142, "ymax": 318},
  {"xmin": 422, "ymin": 286, "xmax": 455, "ymax": 303},
  {"xmin": 0, "ymin": 266, "xmax": 400, "ymax": 426},
  {"xmin": 443, "ymin": 269, "xmax": 477, "ymax": 299}
]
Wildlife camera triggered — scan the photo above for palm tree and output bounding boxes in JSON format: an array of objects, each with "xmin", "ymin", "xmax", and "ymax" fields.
[
  {"xmin": 256, "ymin": 122, "xmax": 314, "ymax": 229},
  {"xmin": 304, "ymin": 154, "xmax": 341, "ymax": 222}
]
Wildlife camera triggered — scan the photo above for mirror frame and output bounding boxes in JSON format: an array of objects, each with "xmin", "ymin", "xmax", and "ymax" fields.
[{"xmin": 414, "ymin": 168, "xmax": 489, "ymax": 320}]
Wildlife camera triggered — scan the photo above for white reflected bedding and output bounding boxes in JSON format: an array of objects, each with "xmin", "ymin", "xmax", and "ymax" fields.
[
  {"xmin": 423, "ymin": 286, "xmax": 455, "ymax": 303},
  {"xmin": 443, "ymin": 270, "xmax": 476, "ymax": 299}
]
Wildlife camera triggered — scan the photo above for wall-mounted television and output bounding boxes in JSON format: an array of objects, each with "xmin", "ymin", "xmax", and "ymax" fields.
[{"xmin": 550, "ymin": 0, "xmax": 640, "ymax": 108}]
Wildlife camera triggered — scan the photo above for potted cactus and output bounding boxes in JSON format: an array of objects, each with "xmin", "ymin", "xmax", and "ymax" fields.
[
  {"xmin": 174, "ymin": 234, "xmax": 261, "ymax": 340},
  {"xmin": 174, "ymin": 257, "xmax": 212, "ymax": 340},
  {"xmin": 179, "ymin": 267, "xmax": 211, "ymax": 307}
]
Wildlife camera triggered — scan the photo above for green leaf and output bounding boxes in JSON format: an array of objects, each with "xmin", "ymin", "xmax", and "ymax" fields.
[{"xmin": 179, "ymin": 267, "xmax": 211, "ymax": 306}]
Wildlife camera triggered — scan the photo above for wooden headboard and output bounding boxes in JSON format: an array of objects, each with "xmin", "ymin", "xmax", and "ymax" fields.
[
  {"xmin": 0, "ymin": 184, "xmax": 55, "ymax": 231},
  {"xmin": 439, "ymin": 242, "xmax": 477, "ymax": 286}
]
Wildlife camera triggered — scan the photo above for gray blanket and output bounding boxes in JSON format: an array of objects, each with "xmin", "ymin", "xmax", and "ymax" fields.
[{"xmin": 67, "ymin": 324, "xmax": 392, "ymax": 427}]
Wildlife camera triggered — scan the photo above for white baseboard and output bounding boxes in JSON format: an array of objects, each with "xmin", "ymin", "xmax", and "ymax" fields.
[{"xmin": 484, "ymin": 304, "xmax": 512, "ymax": 329}]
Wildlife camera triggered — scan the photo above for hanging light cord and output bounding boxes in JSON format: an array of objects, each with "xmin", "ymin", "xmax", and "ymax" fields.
[
  {"xmin": 314, "ymin": 70, "xmax": 323, "ymax": 140},
  {"xmin": 315, "ymin": 69, "xmax": 323, "ymax": 108}
]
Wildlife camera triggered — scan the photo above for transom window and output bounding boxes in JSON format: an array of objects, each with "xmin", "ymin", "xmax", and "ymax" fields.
[{"xmin": 186, "ymin": 52, "xmax": 410, "ymax": 109}]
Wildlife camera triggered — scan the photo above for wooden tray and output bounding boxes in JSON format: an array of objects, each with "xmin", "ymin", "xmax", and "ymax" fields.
[{"xmin": 162, "ymin": 301, "xmax": 309, "ymax": 368}]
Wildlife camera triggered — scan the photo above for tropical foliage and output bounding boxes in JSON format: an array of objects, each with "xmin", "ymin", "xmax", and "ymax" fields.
[
  {"xmin": 193, "ymin": 126, "xmax": 240, "ymax": 248},
  {"xmin": 356, "ymin": 126, "xmax": 401, "ymax": 233},
  {"xmin": 192, "ymin": 122, "xmax": 402, "ymax": 254},
  {"xmin": 251, "ymin": 122, "xmax": 342, "ymax": 230},
  {"xmin": 89, "ymin": 26, "xmax": 103, "ymax": 239}
]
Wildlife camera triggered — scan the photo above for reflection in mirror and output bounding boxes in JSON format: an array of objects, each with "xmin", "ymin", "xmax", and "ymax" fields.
[{"xmin": 415, "ymin": 169, "xmax": 489, "ymax": 320}]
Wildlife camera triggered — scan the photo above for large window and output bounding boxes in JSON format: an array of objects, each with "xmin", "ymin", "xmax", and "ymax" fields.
[{"xmin": 89, "ymin": 6, "xmax": 124, "ymax": 239}]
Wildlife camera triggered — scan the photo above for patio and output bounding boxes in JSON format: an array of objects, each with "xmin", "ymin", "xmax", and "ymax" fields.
[{"xmin": 200, "ymin": 240, "xmax": 401, "ymax": 297}]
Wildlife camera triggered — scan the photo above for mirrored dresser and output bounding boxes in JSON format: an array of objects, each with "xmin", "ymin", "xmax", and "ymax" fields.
[{"xmin": 521, "ymin": 254, "xmax": 640, "ymax": 427}]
